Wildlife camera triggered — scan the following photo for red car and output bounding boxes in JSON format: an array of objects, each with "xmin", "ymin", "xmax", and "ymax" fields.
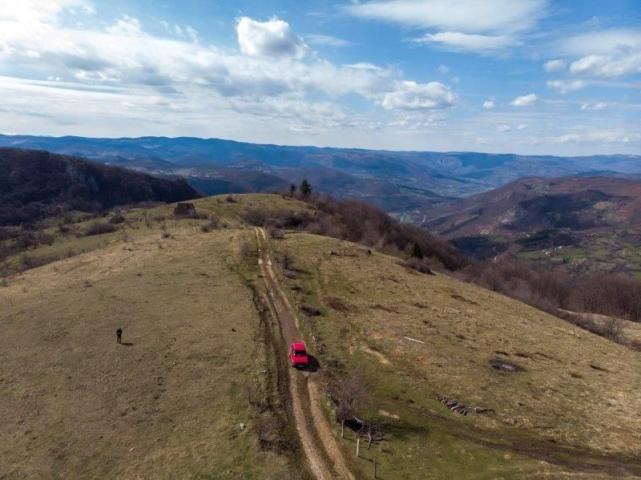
[{"xmin": 289, "ymin": 342, "xmax": 309, "ymax": 368}]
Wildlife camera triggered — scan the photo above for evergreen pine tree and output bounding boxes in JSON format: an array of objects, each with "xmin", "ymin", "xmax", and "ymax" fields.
[{"xmin": 300, "ymin": 179, "xmax": 312, "ymax": 197}]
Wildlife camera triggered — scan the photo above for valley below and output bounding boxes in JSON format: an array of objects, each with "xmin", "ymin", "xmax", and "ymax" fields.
[{"xmin": 424, "ymin": 176, "xmax": 641, "ymax": 275}]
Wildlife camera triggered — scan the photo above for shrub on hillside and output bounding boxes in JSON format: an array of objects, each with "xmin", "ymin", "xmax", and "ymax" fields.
[
  {"xmin": 84, "ymin": 222, "xmax": 117, "ymax": 236},
  {"xmin": 109, "ymin": 214, "xmax": 126, "ymax": 224},
  {"xmin": 280, "ymin": 250, "xmax": 296, "ymax": 271},
  {"xmin": 239, "ymin": 241, "xmax": 254, "ymax": 259},
  {"xmin": 242, "ymin": 209, "xmax": 268, "ymax": 226},
  {"xmin": 20, "ymin": 252, "xmax": 63, "ymax": 270},
  {"xmin": 307, "ymin": 196, "xmax": 467, "ymax": 271},
  {"xmin": 0, "ymin": 230, "xmax": 57, "ymax": 261},
  {"xmin": 14, "ymin": 231, "xmax": 55, "ymax": 250},
  {"xmin": 268, "ymin": 228, "xmax": 285, "ymax": 240},
  {"xmin": 201, "ymin": 215, "xmax": 220, "ymax": 232},
  {"xmin": 401, "ymin": 257, "xmax": 434, "ymax": 275}
]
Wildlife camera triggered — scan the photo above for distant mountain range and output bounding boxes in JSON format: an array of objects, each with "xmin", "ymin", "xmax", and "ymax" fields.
[
  {"xmin": 425, "ymin": 176, "xmax": 641, "ymax": 274},
  {"xmin": 2, "ymin": 134, "xmax": 641, "ymax": 220},
  {"xmin": 0, "ymin": 148, "xmax": 198, "ymax": 226}
]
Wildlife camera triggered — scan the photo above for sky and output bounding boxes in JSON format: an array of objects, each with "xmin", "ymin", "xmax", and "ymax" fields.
[{"xmin": 0, "ymin": 0, "xmax": 640, "ymax": 155}]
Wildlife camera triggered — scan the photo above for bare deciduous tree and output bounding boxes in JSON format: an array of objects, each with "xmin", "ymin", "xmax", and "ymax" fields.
[
  {"xmin": 604, "ymin": 316, "xmax": 625, "ymax": 342},
  {"xmin": 328, "ymin": 375, "xmax": 370, "ymax": 439},
  {"xmin": 239, "ymin": 241, "xmax": 254, "ymax": 259}
]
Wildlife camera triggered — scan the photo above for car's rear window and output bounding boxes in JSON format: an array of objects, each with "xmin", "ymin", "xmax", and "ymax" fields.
[{"xmin": 294, "ymin": 350, "xmax": 306, "ymax": 355}]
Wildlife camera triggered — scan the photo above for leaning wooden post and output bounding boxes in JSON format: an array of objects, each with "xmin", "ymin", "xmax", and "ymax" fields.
[{"xmin": 356, "ymin": 437, "xmax": 360, "ymax": 458}]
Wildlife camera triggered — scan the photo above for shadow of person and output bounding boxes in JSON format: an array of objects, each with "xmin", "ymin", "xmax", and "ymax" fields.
[{"xmin": 120, "ymin": 342, "xmax": 134, "ymax": 347}]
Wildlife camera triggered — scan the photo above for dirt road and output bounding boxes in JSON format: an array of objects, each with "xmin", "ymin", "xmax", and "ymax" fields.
[{"xmin": 255, "ymin": 228, "xmax": 354, "ymax": 480}]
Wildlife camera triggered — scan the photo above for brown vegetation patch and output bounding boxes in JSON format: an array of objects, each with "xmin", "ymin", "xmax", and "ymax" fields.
[
  {"xmin": 589, "ymin": 363, "xmax": 610, "ymax": 372},
  {"xmin": 370, "ymin": 303, "xmax": 400, "ymax": 314},
  {"xmin": 400, "ymin": 257, "xmax": 434, "ymax": 275},
  {"xmin": 299, "ymin": 303, "xmax": 322, "ymax": 317},
  {"xmin": 325, "ymin": 296, "xmax": 357, "ymax": 313},
  {"xmin": 450, "ymin": 293, "xmax": 479, "ymax": 305},
  {"xmin": 84, "ymin": 221, "xmax": 118, "ymax": 236}
]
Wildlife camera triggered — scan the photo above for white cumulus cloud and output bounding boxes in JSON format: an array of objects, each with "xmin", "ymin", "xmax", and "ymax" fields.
[
  {"xmin": 510, "ymin": 93, "xmax": 538, "ymax": 107},
  {"xmin": 482, "ymin": 98, "xmax": 496, "ymax": 109},
  {"xmin": 569, "ymin": 53, "xmax": 641, "ymax": 77},
  {"xmin": 543, "ymin": 59, "xmax": 565, "ymax": 72},
  {"xmin": 381, "ymin": 81, "xmax": 456, "ymax": 110},
  {"xmin": 560, "ymin": 29, "xmax": 641, "ymax": 77},
  {"xmin": 546, "ymin": 79, "xmax": 585, "ymax": 93},
  {"xmin": 236, "ymin": 16, "xmax": 308, "ymax": 59}
]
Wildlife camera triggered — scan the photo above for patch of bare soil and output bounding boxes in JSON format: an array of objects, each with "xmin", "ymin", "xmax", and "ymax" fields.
[{"xmin": 361, "ymin": 346, "xmax": 391, "ymax": 365}]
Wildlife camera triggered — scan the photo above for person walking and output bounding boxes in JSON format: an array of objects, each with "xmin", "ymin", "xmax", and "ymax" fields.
[{"xmin": 116, "ymin": 328, "xmax": 123, "ymax": 344}]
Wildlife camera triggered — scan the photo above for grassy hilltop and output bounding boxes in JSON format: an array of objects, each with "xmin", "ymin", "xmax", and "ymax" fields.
[
  {"xmin": 0, "ymin": 196, "xmax": 303, "ymax": 479},
  {"xmin": 1, "ymin": 193, "xmax": 640, "ymax": 479}
]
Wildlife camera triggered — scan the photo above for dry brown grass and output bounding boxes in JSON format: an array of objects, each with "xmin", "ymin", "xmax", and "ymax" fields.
[
  {"xmin": 0, "ymin": 222, "xmax": 295, "ymax": 479},
  {"xmin": 275, "ymin": 232, "xmax": 641, "ymax": 479}
]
